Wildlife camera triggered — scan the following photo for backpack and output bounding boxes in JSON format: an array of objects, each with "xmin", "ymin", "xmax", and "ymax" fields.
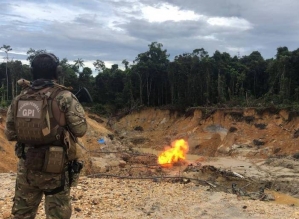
[{"xmin": 14, "ymin": 86, "xmax": 65, "ymax": 146}]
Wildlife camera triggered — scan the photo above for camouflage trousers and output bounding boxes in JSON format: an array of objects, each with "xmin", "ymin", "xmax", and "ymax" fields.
[{"xmin": 12, "ymin": 159, "xmax": 72, "ymax": 219}]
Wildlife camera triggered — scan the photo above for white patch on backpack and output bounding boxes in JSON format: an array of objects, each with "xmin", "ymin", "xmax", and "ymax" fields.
[{"xmin": 17, "ymin": 100, "xmax": 43, "ymax": 118}]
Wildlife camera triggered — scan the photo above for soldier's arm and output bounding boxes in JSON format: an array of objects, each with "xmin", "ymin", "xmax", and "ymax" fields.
[
  {"xmin": 55, "ymin": 90, "xmax": 87, "ymax": 137},
  {"xmin": 5, "ymin": 104, "xmax": 17, "ymax": 141}
]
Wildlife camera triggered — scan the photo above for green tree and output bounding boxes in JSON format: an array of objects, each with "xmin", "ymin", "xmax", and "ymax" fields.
[
  {"xmin": 200, "ymin": 55, "xmax": 215, "ymax": 105},
  {"xmin": 93, "ymin": 59, "xmax": 106, "ymax": 73},
  {"xmin": 73, "ymin": 58, "xmax": 84, "ymax": 74},
  {"xmin": 64, "ymin": 68, "xmax": 78, "ymax": 90},
  {"xmin": 59, "ymin": 58, "xmax": 70, "ymax": 85},
  {"xmin": 1, "ymin": 44, "xmax": 12, "ymax": 100},
  {"xmin": 169, "ymin": 53, "xmax": 192, "ymax": 106},
  {"xmin": 8, "ymin": 60, "xmax": 22, "ymax": 98},
  {"xmin": 276, "ymin": 47, "xmax": 291, "ymax": 102},
  {"xmin": 133, "ymin": 42, "xmax": 169, "ymax": 106},
  {"xmin": 20, "ymin": 64, "xmax": 32, "ymax": 81},
  {"xmin": 80, "ymin": 67, "xmax": 93, "ymax": 87},
  {"xmin": 122, "ymin": 59, "xmax": 129, "ymax": 70},
  {"xmin": 213, "ymin": 51, "xmax": 230, "ymax": 103}
]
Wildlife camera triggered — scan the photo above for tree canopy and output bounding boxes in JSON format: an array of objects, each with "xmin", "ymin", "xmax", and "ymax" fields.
[{"xmin": 1, "ymin": 43, "xmax": 299, "ymax": 113}]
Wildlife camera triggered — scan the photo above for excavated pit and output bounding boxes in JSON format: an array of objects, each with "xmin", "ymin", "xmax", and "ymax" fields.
[
  {"xmin": 85, "ymin": 146, "xmax": 299, "ymax": 206},
  {"xmin": 101, "ymin": 107, "xmax": 299, "ymax": 205},
  {"xmin": 1, "ymin": 107, "xmax": 299, "ymax": 207}
]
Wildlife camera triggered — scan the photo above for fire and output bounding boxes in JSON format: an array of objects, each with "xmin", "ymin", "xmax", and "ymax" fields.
[{"xmin": 158, "ymin": 139, "xmax": 189, "ymax": 166}]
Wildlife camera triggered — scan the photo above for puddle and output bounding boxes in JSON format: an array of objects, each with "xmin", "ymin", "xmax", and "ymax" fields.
[{"xmin": 268, "ymin": 191, "xmax": 299, "ymax": 206}]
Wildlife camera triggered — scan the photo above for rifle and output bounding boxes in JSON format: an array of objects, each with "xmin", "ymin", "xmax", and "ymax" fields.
[{"xmin": 17, "ymin": 78, "xmax": 93, "ymax": 103}]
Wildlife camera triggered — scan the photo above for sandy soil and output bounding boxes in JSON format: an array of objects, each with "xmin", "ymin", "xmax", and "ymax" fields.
[{"xmin": 0, "ymin": 173, "xmax": 299, "ymax": 219}]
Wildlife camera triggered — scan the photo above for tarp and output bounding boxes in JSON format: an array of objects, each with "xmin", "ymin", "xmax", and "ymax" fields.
[{"xmin": 98, "ymin": 138, "xmax": 105, "ymax": 144}]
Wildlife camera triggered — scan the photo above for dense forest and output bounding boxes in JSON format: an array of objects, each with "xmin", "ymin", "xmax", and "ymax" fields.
[{"xmin": 1, "ymin": 42, "xmax": 299, "ymax": 114}]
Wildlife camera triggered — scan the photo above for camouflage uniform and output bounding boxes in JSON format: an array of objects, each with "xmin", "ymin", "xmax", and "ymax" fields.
[{"xmin": 5, "ymin": 80, "xmax": 87, "ymax": 219}]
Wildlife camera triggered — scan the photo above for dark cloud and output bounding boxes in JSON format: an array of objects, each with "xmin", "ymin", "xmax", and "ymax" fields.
[
  {"xmin": 120, "ymin": 19, "xmax": 208, "ymax": 40},
  {"xmin": 1, "ymin": 0, "xmax": 299, "ymax": 70},
  {"xmin": 136, "ymin": 0, "xmax": 299, "ymax": 57}
]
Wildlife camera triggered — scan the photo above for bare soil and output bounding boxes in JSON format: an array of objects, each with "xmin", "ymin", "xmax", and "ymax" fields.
[{"xmin": 1, "ymin": 107, "xmax": 299, "ymax": 218}]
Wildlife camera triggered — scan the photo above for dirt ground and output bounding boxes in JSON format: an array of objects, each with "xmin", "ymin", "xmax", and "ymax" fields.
[
  {"xmin": 1, "ymin": 107, "xmax": 299, "ymax": 218},
  {"xmin": 1, "ymin": 174, "xmax": 299, "ymax": 219}
]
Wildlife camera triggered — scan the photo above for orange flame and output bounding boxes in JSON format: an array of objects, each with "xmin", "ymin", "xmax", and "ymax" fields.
[{"xmin": 158, "ymin": 139, "xmax": 189, "ymax": 166}]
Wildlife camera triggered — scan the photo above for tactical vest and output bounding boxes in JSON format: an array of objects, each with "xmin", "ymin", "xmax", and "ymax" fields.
[{"xmin": 14, "ymin": 86, "xmax": 65, "ymax": 146}]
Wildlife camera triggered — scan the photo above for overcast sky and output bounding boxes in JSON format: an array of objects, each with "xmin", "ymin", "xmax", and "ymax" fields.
[{"xmin": 1, "ymin": 0, "xmax": 299, "ymax": 71}]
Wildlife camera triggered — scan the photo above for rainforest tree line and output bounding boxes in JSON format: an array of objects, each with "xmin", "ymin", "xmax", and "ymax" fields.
[{"xmin": 1, "ymin": 42, "xmax": 299, "ymax": 114}]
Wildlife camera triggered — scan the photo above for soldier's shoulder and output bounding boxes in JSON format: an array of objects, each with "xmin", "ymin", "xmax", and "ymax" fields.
[
  {"xmin": 55, "ymin": 89, "xmax": 78, "ymax": 100},
  {"xmin": 55, "ymin": 89, "xmax": 79, "ymax": 109},
  {"xmin": 56, "ymin": 89, "xmax": 72, "ymax": 96}
]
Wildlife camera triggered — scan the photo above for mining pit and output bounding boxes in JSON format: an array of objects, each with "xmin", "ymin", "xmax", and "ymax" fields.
[
  {"xmin": 82, "ymin": 107, "xmax": 299, "ymax": 207},
  {"xmin": 1, "ymin": 106, "xmax": 299, "ymax": 213}
]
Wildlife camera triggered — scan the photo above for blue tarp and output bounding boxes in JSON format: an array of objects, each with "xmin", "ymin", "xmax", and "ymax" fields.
[{"xmin": 98, "ymin": 138, "xmax": 105, "ymax": 144}]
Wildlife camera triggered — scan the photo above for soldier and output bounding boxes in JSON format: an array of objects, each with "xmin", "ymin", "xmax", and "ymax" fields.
[{"xmin": 5, "ymin": 53, "xmax": 87, "ymax": 219}]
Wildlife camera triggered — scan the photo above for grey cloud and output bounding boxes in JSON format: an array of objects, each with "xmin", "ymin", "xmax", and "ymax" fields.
[
  {"xmin": 139, "ymin": 0, "xmax": 243, "ymax": 17},
  {"xmin": 74, "ymin": 14, "xmax": 100, "ymax": 25},
  {"xmin": 1, "ymin": 0, "xmax": 299, "ymax": 69},
  {"xmin": 119, "ymin": 19, "xmax": 208, "ymax": 40}
]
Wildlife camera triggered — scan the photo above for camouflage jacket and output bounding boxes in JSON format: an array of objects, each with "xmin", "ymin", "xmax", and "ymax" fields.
[{"xmin": 5, "ymin": 80, "xmax": 87, "ymax": 145}]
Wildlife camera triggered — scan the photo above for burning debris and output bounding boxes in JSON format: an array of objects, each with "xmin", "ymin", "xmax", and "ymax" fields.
[
  {"xmin": 157, "ymin": 139, "xmax": 189, "ymax": 167},
  {"xmin": 86, "ymin": 137, "xmax": 283, "ymax": 204}
]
